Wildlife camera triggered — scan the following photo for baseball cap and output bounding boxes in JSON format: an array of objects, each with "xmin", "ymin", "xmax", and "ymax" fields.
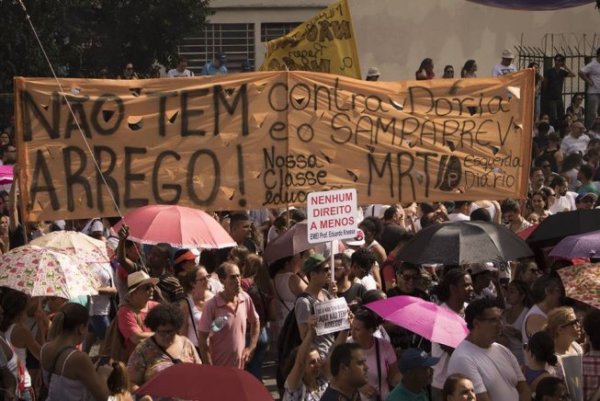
[
  {"xmin": 216, "ymin": 52, "xmax": 227, "ymax": 61},
  {"xmin": 303, "ymin": 253, "xmax": 327, "ymax": 275},
  {"xmin": 501, "ymin": 49, "xmax": 515, "ymax": 59},
  {"xmin": 576, "ymin": 193, "xmax": 598, "ymax": 204},
  {"xmin": 366, "ymin": 67, "xmax": 380, "ymax": 78},
  {"xmin": 399, "ymin": 348, "xmax": 440, "ymax": 373}
]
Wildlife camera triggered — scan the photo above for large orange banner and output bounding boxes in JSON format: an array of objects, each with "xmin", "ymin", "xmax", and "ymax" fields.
[{"xmin": 15, "ymin": 70, "xmax": 533, "ymax": 221}]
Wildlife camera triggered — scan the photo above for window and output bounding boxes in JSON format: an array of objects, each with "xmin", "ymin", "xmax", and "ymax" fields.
[
  {"xmin": 260, "ymin": 22, "xmax": 302, "ymax": 43},
  {"xmin": 178, "ymin": 23, "xmax": 255, "ymax": 74}
]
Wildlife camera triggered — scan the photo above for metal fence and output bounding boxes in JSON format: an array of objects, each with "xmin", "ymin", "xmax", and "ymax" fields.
[{"xmin": 516, "ymin": 32, "xmax": 600, "ymax": 108}]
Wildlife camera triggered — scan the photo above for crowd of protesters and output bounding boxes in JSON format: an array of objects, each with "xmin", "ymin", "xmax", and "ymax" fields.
[{"xmin": 0, "ymin": 48, "xmax": 597, "ymax": 401}]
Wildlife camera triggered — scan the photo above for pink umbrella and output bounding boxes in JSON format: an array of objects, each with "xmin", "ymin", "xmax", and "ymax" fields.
[
  {"xmin": 0, "ymin": 165, "xmax": 13, "ymax": 185},
  {"xmin": 113, "ymin": 205, "xmax": 236, "ymax": 249},
  {"xmin": 136, "ymin": 363, "xmax": 274, "ymax": 401},
  {"xmin": 366, "ymin": 296, "xmax": 469, "ymax": 348}
]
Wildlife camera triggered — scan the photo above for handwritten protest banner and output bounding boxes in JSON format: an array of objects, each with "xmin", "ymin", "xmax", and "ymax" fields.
[
  {"xmin": 260, "ymin": 0, "xmax": 361, "ymax": 79},
  {"xmin": 314, "ymin": 297, "xmax": 349, "ymax": 336},
  {"xmin": 15, "ymin": 69, "xmax": 533, "ymax": 221},
  {"xmin": 307, "ymin": 189, "xmax": 357, "ymax": 243}
]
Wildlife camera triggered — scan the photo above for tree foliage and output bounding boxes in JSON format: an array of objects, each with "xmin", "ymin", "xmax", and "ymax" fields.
[{"xmin": 0, "ymin": 0, "xmax": 211, "ymax": 93}]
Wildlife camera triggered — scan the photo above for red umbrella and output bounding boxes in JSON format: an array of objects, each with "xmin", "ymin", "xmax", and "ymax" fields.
[
  {"xmin": 366, "ymin": 296, "xmax": 469, "ymax": 348},
  {"xmin": 114, "ymin": 205, "xmax": 236, "ymax": 249},
  {"xmin": 136, "ymin": 363, "xmax": 274, "ymax": 401}
]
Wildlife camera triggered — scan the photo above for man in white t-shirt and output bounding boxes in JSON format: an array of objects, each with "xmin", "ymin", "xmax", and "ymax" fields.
[
  {"xmin": 447, "ymin": 200, "xmax": 472, "ymax": 222},
  {"xmin": 492, "ymin": 49, "xmax": 517, "ymax": 77},
  {"xmin": 168, "ymin": 57, "xmax": 194, "ymax": 78},
  {"xmin": 579, "ymin": 47, "xmax": 600, "ymax": 130},
  {"xmin": 447, "ymin": 298, "xmax": 531, "ymax": 401},
  {"xmin": 548, "ymin": 175, "xmax": 576, "ymax": 213}
]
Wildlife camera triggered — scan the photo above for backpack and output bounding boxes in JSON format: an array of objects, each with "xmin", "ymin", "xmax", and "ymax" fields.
[{"xmin": 275, "ymin": 292, "xmax": 312, "ymax": 396}]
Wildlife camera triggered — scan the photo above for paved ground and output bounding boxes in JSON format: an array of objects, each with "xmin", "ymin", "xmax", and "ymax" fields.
[{"xmin": 262, "ymin": 344, "xmax": 280, "ymax": 400}]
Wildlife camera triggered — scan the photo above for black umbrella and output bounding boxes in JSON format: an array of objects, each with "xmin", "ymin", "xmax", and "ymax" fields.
[
  {"xmin": 397, "ymin": 221, "xmax": 533, "ymax": 265},
  {"xmin": 527, "ymin": 209, "xmax": 600, "ymax": 248}
]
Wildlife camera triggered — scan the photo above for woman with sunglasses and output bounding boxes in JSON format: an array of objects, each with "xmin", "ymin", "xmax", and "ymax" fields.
[
  {"xmin": 178, "ymin": 266, "xmax": 214, "ymax": 351},
  {"xmin": 546, "ymin": 306, "xmax": 583, "ymax": 379},
  {"xmin": 522, "ymin": 331, "xmax": 558, "ymax": 394},
  {"xmin": 127, "ymin": 303, "xmax": 201, "ymax": 394}
]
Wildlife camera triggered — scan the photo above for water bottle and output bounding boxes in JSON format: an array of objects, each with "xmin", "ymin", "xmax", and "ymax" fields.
[{"xmin": 210, "ymin": 316, "xmax": 228, "ymax": 333}]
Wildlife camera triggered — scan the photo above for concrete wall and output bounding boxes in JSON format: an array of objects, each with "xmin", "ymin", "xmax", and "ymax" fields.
[{"xmin": 210, "ymin": 0, "xmax": 600, "ymax": 80}]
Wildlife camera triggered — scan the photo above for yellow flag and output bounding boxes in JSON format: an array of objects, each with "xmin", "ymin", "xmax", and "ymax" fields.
[{"xmin": 260, "ymin": 0, "xmax": 361, "ymax": 79}]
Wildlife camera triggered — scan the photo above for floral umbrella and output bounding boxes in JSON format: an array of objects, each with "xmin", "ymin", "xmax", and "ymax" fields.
[
  {"xmin": 30, "ymin": 230, "xmax": 109, "ymax": 263},
  {"xmin": 557, "ymin": 263, "xmax": 600, "ymax": 309},
  {"xmin": 0, "ymin": 245, "xmax": 98, "ymax": 298}
]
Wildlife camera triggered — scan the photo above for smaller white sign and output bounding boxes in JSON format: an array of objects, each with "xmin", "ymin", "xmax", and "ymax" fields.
[
  {"xmin": 314, "ymin": 298, "xmax": 350, "ymax": 336},
  {"xmin": 307, "ymin": 188, "xmax": 357, "ymax": 244}
]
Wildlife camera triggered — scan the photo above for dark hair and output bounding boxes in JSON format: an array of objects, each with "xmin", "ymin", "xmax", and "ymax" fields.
[
  {"xmin": 501, "ymin": 198, "xmax": 520, "ymax": 214},
  {"xmin": 527, "ymin": 331, "xmax": 558, "ymax": 365},
  {"xmin": 508, "ymin": 280, "xmax": 532, "ymax": 307},
  {"xmin": 243, "ymin": 253, "xmax": 263, "ymax": 278},
  {"xmin": 353, "ymin": 307, "xmax": 381, "ymax": 330},
  {"xmin": 470, "ymin": 207, "xmax": 491, "ymax": 222},
  {"xmin": 549, "ymin": 175, "xmax": 566, "ymax": 189},
  {"xmin": 530, "ymin": 166, "xmax": 544, "ymax": 177},
  {"xmin": 268, "ymin": 255, "xmax": 293, "ymax": 278},
  {"xmin": 330, "ymin": 343, "xmax": 361, "ymax": 377},
  {"xmin": 444, "ymin": 65, "xmax": 453, "ymax": 72},
  {"xmin": 554, "ymin": 53, "xmax": 565, "ymax": 61},
  {"xmin": 561, "ymin": 153, "xmax": 583, "ymax": 174},
  {"xmin": 531, "ymin": 191, "xmax": 549, "ymax": 211},
  {"xmin": 360, "ymin": 289, "xmax": 386, "ymax": 305},
  {"xmin": 282, "ymin": 343, "xmax": 319, "ymax": 382},
  {"xmin": 527, "ymin": 61, "xmax": 539, "ymax": 69},
  {"xmin": 0, "ymin": 289, "xmax": 28, "ymax": 330},
  {"xmin": 215, "ymin": 262, "xmax": 236, "ymax": 280},
  {"xmin": 351, "ymin": 248, "xmax": 377, "ymax": 272},
  {"xmin": 383, "ymin": 205, "xmax": 399, "ymax": 221},
  {"xmin": 180, "ymin": 265, "xmax": 201, "ymax": 293},
  {"xmin": 435, "ymin": 268, "xmax": 468, "ymax": 302},
  {"xmin": 442, "ymin": 373, "xmax": 471, "ymax": 400},
  {"xmin": 534, "ymin": 377, "xmax": 564, "ymax": 401},
  {"xmin": 583, "ymin": 308, "xmax": 600, "ymax": 350},
  {"xmin": 465, "ymin": 298, "xmax": 501, "ymax": 330},
  {"xmin": 289, "ymin": 209, "xmax": 306, "ymax": 222},
  {"xmin": 48, "ymin": 303, "xmax": 89, "ymax": 340},
  {"xmin": 334, "ymin": 252, "xmax": 351, "ymax": 268},
  {"xmin": 579, "ymin": 163, "xmax": 594, "ymax": 180},
  {"xmin": 461, "ymin": 59, "xmax": 476, "ymax": 77},
  {"xmin": 454, "ymin": 200, "xmax": 472, "ymax": 210},
  {"xmin": 228, "ymin": 246, "xmax": 250, "ymax": 271},
  {"xmin": 380, "ymin": 225, "xmax": 412, "ymax": 255},
  {"xmin": 359, "ymin": 216, "xmax": 383, "ymax": 237},
  {"xmin": 144, "ymin": 303, "xmax": 185, "ymax": 331},
  {"xmin": 537, "ymin": 122, "xmax": 550, "ymax": 134},
  {"xmin": 530, "ymin": 275, "xmax": 562, "ymax": 303},
  {"xmin": 418, "ymin": 58, "xmax": 433, "ymax": 71},
  {"xmin": 420, "ymin": 203, "xmax": 436, "ymax": 215},
  {"xmin": 229, "ymin": 213, "xmax": 249, "ymax": 228},
  {"xmin": 173, "ymin": 248, "xmax": 193, "ymax": 274}
]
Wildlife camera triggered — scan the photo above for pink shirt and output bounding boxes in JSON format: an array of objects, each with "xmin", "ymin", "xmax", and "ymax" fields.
[
  {"xmin": 198, "ymin": 291, "xmax": 259, "ymax": 368},
  {"xmin": 117, "ymin": 301, "xmax": 159, "ymax": 354}
]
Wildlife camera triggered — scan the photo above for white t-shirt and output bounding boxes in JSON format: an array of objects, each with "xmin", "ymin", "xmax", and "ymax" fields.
[
  {"xmin": 448, "ymin": 212, "xmax": 470, "ymax": 222},
  {"xmin": 492, "ymin": 63, "xmax": 517, "ymax": 77},
  {"xmin": 167, "ymin": 68, "xmax": 194, "ymax": 78},
  {"xmin": 447, "ymin": 341, "xmax": 525, "ymax": 401},
  {"xmin": 548, "ymin": 192, "xmax": 577, "ymax": 213},
  {"xmin": 432, "ymin": 303, "xmax": 466, "ymax": 389},
  {"xmin": 89, "ymin": 262, "xmax": 114, "ymax": 315},
  {"xmin": 360, "ymin": 275, "xmax": 377, "ymax": 291},
  {"xmin": 581, "ymin": 59, "xmax": 600, "ymax": 94},
  {"xmin": 560, "ymin": 134, "xmax": 590, "ymax": 156}
]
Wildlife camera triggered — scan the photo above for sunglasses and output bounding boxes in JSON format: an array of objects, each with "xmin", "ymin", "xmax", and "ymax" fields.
[{"xmin": 561, "ymin": 319, "xmax": 580, "ymax": 328}]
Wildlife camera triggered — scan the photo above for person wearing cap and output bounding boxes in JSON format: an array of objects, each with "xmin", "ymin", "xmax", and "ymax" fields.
[
  {"xmin": 576, "ymin": 192, "xmax": 598, "ymax": 210},
  {"xmin": 167, "ymin": 56, "xmax": 194, "ymax": 78},
  {"xmin": 117, "ymin": 271, "xmax": 160, "ymax": 358},
  {"xmin": 467, "ymin": 263, "xmax": 500, "ymax": 302},
  {"xmin": 173, "ymin": 248, "xmax": 198, "ymax": 279},
  {"xmin": 387, "ymin": 348, "xmax": 439, "ymax": 401},
  {"xmin": 201, "ymin": 52, "xmax": 228, "ymax": 76},
  {"xmin": 366, "ymin": 67, "xmax": 380, "ymax": 81},
  {"xmin": 296, "ymin": 253, "xmax": 337, "ymax": 358},
  {"xmin": 542, "ymin": 53, "xmax": 575, "ymax": 126},
  {"xmin": 145, "ymin": 243, "xmax": 185, "ymax": 303},
  {"xmin": 448, "ymin": 298, "xmax": 530, "ymax": 401},
  {"xmin": 198, "ymin": 262, "xmax": 260, "ymax": 368},
  {"xmin": 491, "ymin": 49, "xmax": 517, "ymax": 77}
]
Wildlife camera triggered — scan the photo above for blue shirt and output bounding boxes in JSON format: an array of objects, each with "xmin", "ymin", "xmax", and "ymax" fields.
[
  {"xmin": 201, "ymin": 62, "xmax": 228, "ymax": 76},
  {"xmin": 386, "ymin": 383, "xmax": 429, "ymax": 401}
]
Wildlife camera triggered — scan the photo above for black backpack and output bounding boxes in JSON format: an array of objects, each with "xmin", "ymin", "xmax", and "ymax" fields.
[{"xmin": 275, "ymin": 292, "xmax": 313, "ymax": 395}]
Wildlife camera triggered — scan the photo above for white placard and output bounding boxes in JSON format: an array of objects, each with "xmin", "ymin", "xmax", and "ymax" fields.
[
  {"xmin": 314, "ymin": 298, "xmax": 350, "ymax": 336},
  {"xmin": 307, "ymin": 189, "xmax": 358, "ymax": 244}
]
